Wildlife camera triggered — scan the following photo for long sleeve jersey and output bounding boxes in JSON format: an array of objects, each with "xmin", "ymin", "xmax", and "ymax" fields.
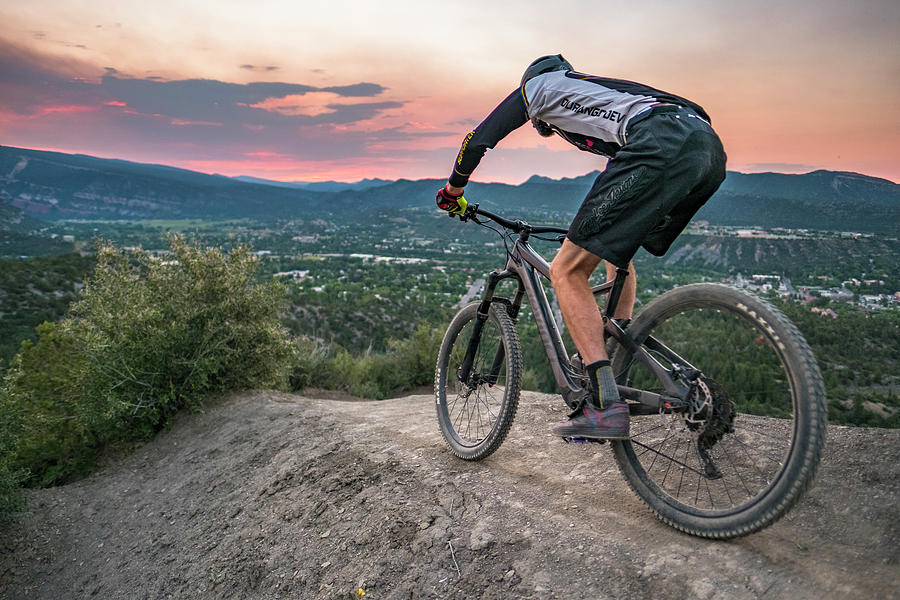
[{"xmin": 448, "ymin": 69, "xmax": 710, "ymax": 188}]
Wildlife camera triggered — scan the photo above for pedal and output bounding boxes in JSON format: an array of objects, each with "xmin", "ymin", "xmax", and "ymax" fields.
[{"xmin": 562, "ymin": 436, "xmax": 607, "ymax": 445}]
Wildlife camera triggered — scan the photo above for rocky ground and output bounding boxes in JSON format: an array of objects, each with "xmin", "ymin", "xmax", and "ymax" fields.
[{"xmin": 1, "ymin": 390, "xmax": 898, "ymax": 599}]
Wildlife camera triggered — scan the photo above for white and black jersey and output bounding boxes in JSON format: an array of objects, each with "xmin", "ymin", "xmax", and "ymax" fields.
[{"xmin": 448, "ymin": 70, "xmax": 710, "ymax": 188}]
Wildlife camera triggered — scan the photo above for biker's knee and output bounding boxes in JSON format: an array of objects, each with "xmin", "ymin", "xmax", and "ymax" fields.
[
  {"xmin": 551, "ymin": 242, "xmax": 599, "ymax": 283},
  {"xmin": 550, "ymin": 255, "xmax": 590, "ymax": 286},
  {"xmin": 550, "ymin": 255, "xmax": 578, "ymax": 284},
  {"xmin": 549, "ymin": 257, "xmax": 566, "ymax": 283}
]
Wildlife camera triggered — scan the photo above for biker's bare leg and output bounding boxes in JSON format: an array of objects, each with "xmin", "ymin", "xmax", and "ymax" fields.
[
  {"xmin": 550, "ymin": 240, "xmax": 631, "ymax": 438},
  {"xmin": 550, "ymin": 240, "xmax": 635, "ymax": 363},
  {"xmin": 550, "ymin": 239, "xmax": 608, "ymax": 364}
]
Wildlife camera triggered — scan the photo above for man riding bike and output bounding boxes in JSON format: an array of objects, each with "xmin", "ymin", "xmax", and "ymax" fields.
[{"xmin": 436, "ymin": 54, "xmax": 726, "ymax": 440}]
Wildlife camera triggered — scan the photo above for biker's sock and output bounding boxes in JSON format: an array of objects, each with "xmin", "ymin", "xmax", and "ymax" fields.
[{"xmin": 585, "ymin": 360, "xmax": 621, "ymax": 409}]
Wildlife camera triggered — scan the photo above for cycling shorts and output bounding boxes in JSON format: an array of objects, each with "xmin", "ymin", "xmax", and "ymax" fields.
[{"xmin": 567, "ymin": 105, "xmax": 727, "ymax": 267}]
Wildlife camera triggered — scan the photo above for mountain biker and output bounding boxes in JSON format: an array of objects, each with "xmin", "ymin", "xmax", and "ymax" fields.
[{"xmin": 436, "ymin": 54, "xmax": 727, "ymax": 439}]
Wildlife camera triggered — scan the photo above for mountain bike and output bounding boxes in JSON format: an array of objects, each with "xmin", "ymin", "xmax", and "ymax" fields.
[{"xmin": 434, "ymin": 203, "xmax": 826, "ymax": 539}]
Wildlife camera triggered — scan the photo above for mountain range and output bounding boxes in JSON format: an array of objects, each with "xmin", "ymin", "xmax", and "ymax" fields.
[
  {"xmin": 232, "ymin": 175, "xmax": 392, "ymax": 192},
  {"xmin": 2, "ymin": 145, "xmax": 898, "ymax": 235}
]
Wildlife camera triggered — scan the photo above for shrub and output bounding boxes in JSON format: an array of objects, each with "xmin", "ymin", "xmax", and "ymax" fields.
[
  {"xmin": 0, "ymin": 236, "xmax": 296, "ymax": 493},
  {"xmin": 0, "ymin": 399, "xmax": 25, "ymax": 521},
  {"xmin": 387, "ymin": 324, "xmax": 443, "ymax": 389},
  {"xmin": 289, "ymin": 323, "xmax": 443, "ymax": 400},
  {"xmin": 288, "ymin": 336, "xmax": 332, "ymax": 390},
  {"xmin": 2, "ymin": 322, "xmax": 99, "ymax": 487}
]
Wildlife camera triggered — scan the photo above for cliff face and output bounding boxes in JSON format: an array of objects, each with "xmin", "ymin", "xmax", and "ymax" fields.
[{"xmin": 2, "ymin": 390, "xmax": 898, "ymax": 599}]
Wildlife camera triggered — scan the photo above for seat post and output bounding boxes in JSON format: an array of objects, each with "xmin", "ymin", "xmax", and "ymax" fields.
[{"xmin": 604, "ymin": 267, "xmax": 630, "ymax": 319}]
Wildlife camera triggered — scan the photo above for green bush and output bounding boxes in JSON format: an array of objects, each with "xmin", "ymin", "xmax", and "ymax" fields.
[
  {"xmin": 290, "ymin": 323, "xmax": 443, "ymax": 400},
  {"xmin": 0, "ymin": 400, "xmax": 25, "ymax": 521},
  {"xmin": 0, "ymin": 236, "xmax": 295, "ymax": 500},
  {"xmin": 384, "ymin": 324, "xmax": 443, "ymax": 389},
  {"xmin": 2, "ymin": 322, "xmax": 99, "ymax": 487},
  {"xmin": 288, "ymin": 336, "xmax": 332, "ymax": 390}
]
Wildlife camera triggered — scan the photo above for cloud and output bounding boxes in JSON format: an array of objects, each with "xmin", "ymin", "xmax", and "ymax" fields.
[
  {"xmin": 0, "ymin": 38, "xmax": 102, "ymax": 113},
  {"xmin": 240, "ymin": 64, "xmax": 280, "ymax": 72},
  {"xmin": 93, "ymin": 75, "xmax": 397, "ymax": 130},
  {"xmin": 0, "ymin": 38, "xmax": 443, "ymax": 172},
  {"xmin": 99, "ymin": 75, "xmax": 317, "ymax": 122},
  {"xmin": 319, "ymin": 83, "xmax": 385, "ymax": 97}
]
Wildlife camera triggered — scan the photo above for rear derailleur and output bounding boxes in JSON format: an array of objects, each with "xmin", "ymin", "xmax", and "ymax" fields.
[{"xmin": 685, "ymin": 378, "xmax": 736, "ymax": 480}]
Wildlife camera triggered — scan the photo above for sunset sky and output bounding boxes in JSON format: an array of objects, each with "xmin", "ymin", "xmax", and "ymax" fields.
[{"xmin": 1, "ymin": 0, "xmax": 898, "ymax": 184}]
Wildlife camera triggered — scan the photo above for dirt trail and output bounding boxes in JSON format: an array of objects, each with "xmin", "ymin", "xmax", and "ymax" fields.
[{"xmin": 1, "ymin": 390, "xmax": 898, "ymax": 599}]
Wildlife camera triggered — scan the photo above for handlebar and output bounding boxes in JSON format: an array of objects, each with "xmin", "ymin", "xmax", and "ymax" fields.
[{"xmin": 460, "ymin": 203, "xmax": 569, "ymax": 237}]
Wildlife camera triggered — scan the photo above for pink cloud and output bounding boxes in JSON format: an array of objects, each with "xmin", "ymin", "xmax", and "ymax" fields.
[
  {"xmin": 169, "ymin": 118, "xmax": 222, "ymax": 127},
  {"xmin": 31, "ymin": 104, "xmax": 98, "ymax": 118}
]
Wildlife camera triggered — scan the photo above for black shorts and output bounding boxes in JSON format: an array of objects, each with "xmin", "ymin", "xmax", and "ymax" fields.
[{"xmin": 567, "ymin": 105, "xmax": 727, "ymax": 267}]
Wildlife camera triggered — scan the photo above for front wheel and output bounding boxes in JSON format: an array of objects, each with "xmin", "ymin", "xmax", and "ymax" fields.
[
  {"xmin": 610, "ymin": 284, "xmax": 826, "ymax": 539},
  {"xmin": 435, "ymin": 302, "xmax": 522, "ymax": 460}
]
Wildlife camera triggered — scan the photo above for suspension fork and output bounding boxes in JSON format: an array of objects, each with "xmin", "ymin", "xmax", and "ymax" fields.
[
  {"xmin": 457, "ymin": 269, "xmax": 519, "ymax": 386},
  {"xmin": 484, "ymin": 284, "xmax": 524, "ymax": 384}
]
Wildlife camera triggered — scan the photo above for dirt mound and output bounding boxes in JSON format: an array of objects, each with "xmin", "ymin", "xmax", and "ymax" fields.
[{"xmin": 2, "ymin": 390, "xmax": 898, "ymax": 599}]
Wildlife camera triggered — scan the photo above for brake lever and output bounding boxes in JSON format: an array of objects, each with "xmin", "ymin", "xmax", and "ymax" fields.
[{"xmin": 459, "ymin": 203, "xmax": 480, "ymax": 224}]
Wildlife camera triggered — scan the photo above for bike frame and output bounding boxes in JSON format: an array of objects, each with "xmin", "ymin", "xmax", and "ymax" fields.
[{"xmin": 459, "ymin": 206, "xmax": 696, "ymax": 413}]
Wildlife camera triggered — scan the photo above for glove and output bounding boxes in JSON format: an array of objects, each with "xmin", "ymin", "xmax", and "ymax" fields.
[{"xmin": 436, "ymin": 187, "xmax": 468, "ymax": 216}]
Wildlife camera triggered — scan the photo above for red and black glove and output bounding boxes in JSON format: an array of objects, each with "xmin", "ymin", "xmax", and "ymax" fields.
[{"xmin": 436, "ymin": 187, "xmax": 468, "ymax": 216}]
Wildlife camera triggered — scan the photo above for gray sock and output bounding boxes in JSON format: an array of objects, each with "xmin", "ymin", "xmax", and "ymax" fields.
[{"xmin": 585, "ymin": 360, "xmax": 620, "ymax": 409}]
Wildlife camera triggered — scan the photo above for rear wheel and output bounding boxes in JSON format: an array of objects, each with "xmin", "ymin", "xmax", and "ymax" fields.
[
  {"xmin": 610, "ymin": 284, "xmax": 826, "ymax": 539},
  {"xmin": 435, "ymin": 302, "xmax": 522, "ymax": 460}
]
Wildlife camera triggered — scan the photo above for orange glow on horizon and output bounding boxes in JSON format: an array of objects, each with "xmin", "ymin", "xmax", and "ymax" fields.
[{"xmin": 178, "ymin": 156, "xmax": 434, "ymax": 183}]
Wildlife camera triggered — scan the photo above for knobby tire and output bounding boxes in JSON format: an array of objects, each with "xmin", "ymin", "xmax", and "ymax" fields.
[
  {"xmin": 610, "ymin": 283, "xmax": 827, "ymax": 539},
  {"xmin": 435, "ymin": 302, "xmax": 522, "ymax": 461}
]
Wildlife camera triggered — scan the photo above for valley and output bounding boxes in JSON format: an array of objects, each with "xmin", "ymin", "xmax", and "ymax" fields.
[{"xmin": 1, "ymin": 146, "xmax": 898, "ymax": 427}]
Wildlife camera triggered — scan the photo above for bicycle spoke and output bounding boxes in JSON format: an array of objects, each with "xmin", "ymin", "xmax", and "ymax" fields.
[
  {"xmin": 629, "ymin": 420, "xmax": 669, "ymax": 440},
  {"xmin": 676, "ymin": 437, "xmax": 692, "ymax": 500},
  {"xmin": 694, "ymin": 463, "xmax": 702, "ymax": 506},
  {"xmin": 659, "ymin": 436, "xmax": 682, "ymax": 488},
  {"xmin": 720, "ymin": 443, "xmax": 750, "ymax": 499},
  {"xmin": 628, "ymin": 439, "xmax": 708, "ymax": 479},
  {"xmin": 645, "ymin": 422, "xmax": 674, "ymax": 474}
]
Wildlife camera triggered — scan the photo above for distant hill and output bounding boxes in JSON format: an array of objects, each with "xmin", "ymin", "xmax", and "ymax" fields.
[
  {"xmin": 0, "ymin": 146, "xmax": 322, "ymax": 221},
  {"xmin": 699, "ymin": 170, "xmax": 900, "ymax": 233},
  {"xmin": 2, "ymin": 145, "xmax": 898, "ymax": 234},
  {"xmin": 0, "ymin": 200, "xmax": 42, "ymax": 233},
  {"xmin": 232, "ymin": 175, "xmax": 392, "ymax": 192}
]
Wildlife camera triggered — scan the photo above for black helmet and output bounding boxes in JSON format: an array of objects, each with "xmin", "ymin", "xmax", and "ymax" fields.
[{"xmin": 521, "ymin": 54, "xmax": 573, "ymax": 87}]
